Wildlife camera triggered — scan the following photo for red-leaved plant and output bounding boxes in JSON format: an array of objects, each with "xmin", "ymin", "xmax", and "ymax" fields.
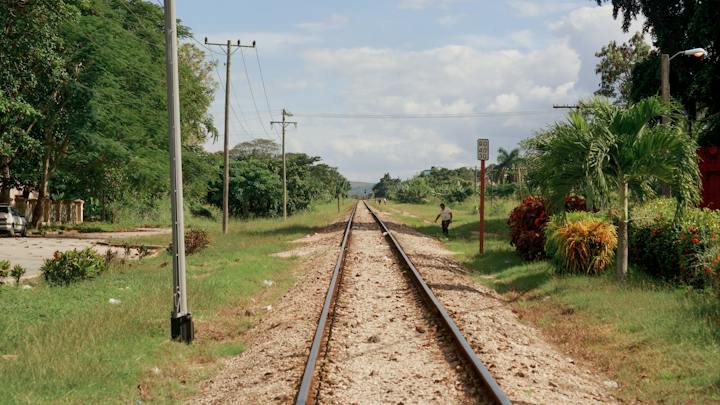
[{"xmin": 508, "ymin": 196, "xmax": 548, "ymax": 261}]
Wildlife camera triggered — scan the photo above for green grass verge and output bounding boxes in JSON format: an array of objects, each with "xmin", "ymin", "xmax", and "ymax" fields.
[
  {"xmin": 374, "ymin": 198, "xmax": 720, "ymax": 403},
  {"xmin": 0, "ymin": 200, "xmax": 353, "ymax": 403}
]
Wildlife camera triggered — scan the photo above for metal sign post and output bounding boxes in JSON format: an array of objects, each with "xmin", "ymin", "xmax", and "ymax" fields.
[{"xmin": 477, "ymin": 139, "xmax": 489, "ymax": 255}]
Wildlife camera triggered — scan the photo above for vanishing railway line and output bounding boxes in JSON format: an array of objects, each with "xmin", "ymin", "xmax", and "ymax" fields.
[{"xmin": 295, "ymin": 201, "xmax": 510, "ymax": 404}]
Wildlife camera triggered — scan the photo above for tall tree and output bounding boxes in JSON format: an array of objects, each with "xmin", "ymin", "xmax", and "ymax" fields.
[
  {"xmin": 530, "ymin": 97, "xmax": 700, "ymax": 279},
  {"xmin": 597, "ymin": 0, "xmax": 720, "ymax": 144},
  {"xmin": 595, "ymin": 31, "xmax": 651, "ymax": 103},
  {"xmin": 0, "ymin": 0, "xmax": 82, "ymax": 202},
  {"xmin": 496, "ymin": 147, "xmax": 520, "ymax": 184}
]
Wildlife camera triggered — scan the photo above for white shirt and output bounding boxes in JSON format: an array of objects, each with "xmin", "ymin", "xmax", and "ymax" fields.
[{"xmin": 439, "ymin": 207, "xmax": 452, "ymax": 221}]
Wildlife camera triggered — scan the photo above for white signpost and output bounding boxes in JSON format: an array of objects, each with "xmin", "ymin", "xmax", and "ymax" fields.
[{"xmin": 477, "ymin": 138, "xmax": 489, "ymax": 161}]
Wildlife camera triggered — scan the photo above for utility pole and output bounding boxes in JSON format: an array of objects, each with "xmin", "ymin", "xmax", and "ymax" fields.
[
  {"xmin": 660, "ymin": 53, "xmax": 670, "ymax": 124},
  {"xmin": 164, "ymin": 0, "xmax": 192, "ymax": 343},
  {"xmin": 271, "ymin": 109, "xmax": 297, "ymax": 220},
  {"xmin": 204, "ymin": 38, "xmax": 256, "ymax": 234}
]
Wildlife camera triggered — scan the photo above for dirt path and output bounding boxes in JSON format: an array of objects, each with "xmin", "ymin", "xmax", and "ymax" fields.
[
  {"xmin": 315, "ymin": 204, "xmax": 486, "ymax": 404},
  {"xmin": 377, "ymin": 208, "xmax": 617, "ymax": 404}
]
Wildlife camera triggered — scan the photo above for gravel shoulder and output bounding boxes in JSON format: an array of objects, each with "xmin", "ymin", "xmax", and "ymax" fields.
[
  {"xmin": 376, "ymin": 208, "xmax": 617, "ymax": 404},
  {"xmin": 193, "ymin": 219, "xmax": 347, "ymax": 404}
]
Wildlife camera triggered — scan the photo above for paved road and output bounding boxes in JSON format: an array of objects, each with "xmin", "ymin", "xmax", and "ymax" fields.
[{"xmin": 0, "ymin": 228, "xmax": 170, "ymax": 281}]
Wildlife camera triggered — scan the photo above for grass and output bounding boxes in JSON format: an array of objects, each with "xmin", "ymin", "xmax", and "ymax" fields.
[
  {"xmin": 374, "ymin": 198, "xmax": 720, "ymax": 403},
  {"xmin": 0, "ymin": 200, "xmax": 353, "ymax": 403}
]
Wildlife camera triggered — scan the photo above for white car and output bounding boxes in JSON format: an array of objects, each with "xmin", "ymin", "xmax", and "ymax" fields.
[{"xmin": 0, "ymin": 204, "xmax": 28, "ymax": 237}]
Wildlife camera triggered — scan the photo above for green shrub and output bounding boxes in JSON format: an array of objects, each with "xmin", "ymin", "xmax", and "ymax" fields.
[
  {"xmin": 508, "ymin": 196, "xmax": 548, "ymax": 261},
  {"xmin": 630, "ymin": 199, "xmax": 720, "ymax": 286},
  {"xmin": 545, "ymin": 211, "xmax": 617, "ymax": 275},
  {"xmin": 10, "ymin": 265, "xmax": 26, "ymax": 284},
  {"xmin": 41, "ymin": 248, "xmax": 107, "ymax": 285},
  {"xmin": 0, "ymin": 259, "xmax": 9, "ymax": 279},
  {"xmin": 629, "ymin": 199, "xmax": 679, "ymax": 280}
]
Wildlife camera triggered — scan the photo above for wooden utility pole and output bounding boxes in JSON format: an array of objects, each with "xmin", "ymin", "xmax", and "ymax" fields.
[
  {"xmin": 164, "ymin": 0, "xmax": 192, "ymax": 343},
  {"xmin": 271, "ymin": 109, "xmax": 297, "ymax": 220},
  {"xmin": 204, "ymin": 38, "xmax": 255, "ymax": 234}
]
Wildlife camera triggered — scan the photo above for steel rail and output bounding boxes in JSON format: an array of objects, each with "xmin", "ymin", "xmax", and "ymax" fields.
[
  {"xmin": 294, "ymin": 203, "xmax": 357, "ymax": 405},
  {"xmin": 363, "ymin": 201, "xmax": 512, "ymax": 405}
]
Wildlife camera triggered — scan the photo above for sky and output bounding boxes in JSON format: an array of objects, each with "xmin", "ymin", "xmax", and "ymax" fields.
[{"xmin": 175, "ymin": 0, "xmax": 644, "ymax": 182}]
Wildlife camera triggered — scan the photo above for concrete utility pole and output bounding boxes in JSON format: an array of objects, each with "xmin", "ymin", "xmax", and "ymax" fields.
[
  {"xmin": 271, "ymin": 109, "xmax": 297, "ymax": 221},
  {"xmin": 164, "ymin": 0, "xmax": 192, "ymax": 343},
  {"xmin": 660, "ymin": 53, "xmax": 670, "ymax": 124},
  {"xmin": 204, "ymin": 38, "xmax": 255, "ymax": 234}
]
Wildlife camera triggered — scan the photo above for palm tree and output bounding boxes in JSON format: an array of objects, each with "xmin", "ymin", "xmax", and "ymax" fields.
[
  {"xmin": 496, "ymin": 147, "xmax": 520, "ymax": 184},
  {"xmin": 532, "ymin": 97, "xmax": 700, "ymax": 279}
]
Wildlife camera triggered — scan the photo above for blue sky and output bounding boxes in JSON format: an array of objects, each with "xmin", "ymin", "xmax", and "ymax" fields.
[{"xmin": 175, "ymin": 0, "xmax": 644, "ymax": 182}]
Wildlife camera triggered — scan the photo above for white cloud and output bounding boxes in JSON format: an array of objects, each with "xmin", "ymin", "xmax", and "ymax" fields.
[
  {"xmin": 437, "ymin": 15, "xmax": 460, "ymax": 26},
  {"xmin": 549, "ymin": 5, "xmax": 645, "ymax": 92},
  {"xmin": 398, "ymin": 0, "xmax": 464, "ymax": 10},
  {"xmin": 507, "ymin": 0, "xmax": 578, "ymax": 18},
  {"xmin": 296, "ymin": 14, "xmax": 349, "ymax": 32}
]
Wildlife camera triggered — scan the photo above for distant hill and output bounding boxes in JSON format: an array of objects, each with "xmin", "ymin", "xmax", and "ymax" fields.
[{"xmin": 348, "ymin": 181, "xmax": 374, "ymax": 197}]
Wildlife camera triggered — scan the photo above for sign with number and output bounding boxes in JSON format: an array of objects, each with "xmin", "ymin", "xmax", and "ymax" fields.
[{"xmin": 477, "ymin": 138, "xmax": 489, "ymax": 161}]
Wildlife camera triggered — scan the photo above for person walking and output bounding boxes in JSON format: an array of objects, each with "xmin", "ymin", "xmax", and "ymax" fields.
[{"xmin": 434, "ymin": 203, "xmax": 453, "ymax": 237}]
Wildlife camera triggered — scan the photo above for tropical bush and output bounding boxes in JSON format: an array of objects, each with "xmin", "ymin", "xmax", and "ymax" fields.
[
  {"xmin": 508, "ymin": 196, "xmax": 548, "ymax": 260},
  {"xmin": 630, "ymin": 199, "xmax": 720, "ymax": 286},
  {"xmin": 41, "ymin": 248, "xmax": 106, "ymax": 285},
  {"xmin": 0, "ymin": 260, "xmax": 10, "ymax": 280},
  {"xmin": 564, "ymin": 195, "xmax": 587, "ymax": 212},
  {"xmin": 545, "ymin": 211, "xmax": 617, "ymax": 275},
  {"xmin": 629, "ymin": 199, "xmax": 680, "ymax": 280},
  {"xmin": 10, "ymin": 265, "xmax": 26, "ymax": 284}
]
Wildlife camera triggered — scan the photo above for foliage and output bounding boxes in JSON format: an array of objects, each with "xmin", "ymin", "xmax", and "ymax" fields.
[
  {"xmin": 526, "ymin": 96, "xmax": 701, "ymax": 278},
  {"xmin": 41, "ymin": 248, "xmax": 106, "ymax": 285},
  {"xmin": 564, "ymin": 194, "xmax": 588, "ymax": 212},
  {"xmin": 629, "ymin": 199, "xmax": 680, "ymax": 280},
  {"xmin": 372, "ymin": 173, "xmax": 401, "ymax": 199},
  {"xmin": 10, "ymin": 265, "xmax": 26, "ymax": 284},
  {"xmin": 488, "ymin": 183, "xmax": 517, "ymax": 198},
  {"xmin": 206, "ymin": 145, "xmax": 350, "ymax": 218},
  {"xmin": 597, "ymin": 0, "xmax": 720, "ymax": 145},
  {"xmin": 495, "ymin": 147, "xmax": 523, "ymax": 184},
  {"xmin": 594, "ymin": 31, "xmax": 651, "ymax": 103},
  {"xmin": 508, "ymin": 196, "xmax": 548, "ymax": 261},
  {"xmin": 630, "ymin": 199, "xmax": 720, "ymax": 287},
  {"xmin": 545, "ymin": 211, "xmax": 618, "ymax": 275},
  {"xmin": 0, "ymin": 259, "xmax": 9, "ymax": 279},
  {"xmin": 395, "ymin": 176, "xmax": 432, "ymax": 203},
  {"xmin": 2, "ymin": 0, "xmax": 220, "ymax": 221},
  {"xmin": 182, "ymin": 229, "xmax": 210, "ymax": 255}
]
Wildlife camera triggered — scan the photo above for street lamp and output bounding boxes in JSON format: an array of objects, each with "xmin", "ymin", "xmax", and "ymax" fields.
[{"xmin": 660, "ymin": 47, "xmax": 708, "ymax": 111}]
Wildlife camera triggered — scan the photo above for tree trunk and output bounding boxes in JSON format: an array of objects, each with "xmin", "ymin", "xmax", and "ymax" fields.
[
  {"xmin": 616, "ymin": 181, "xmax": 629, "ymax": 280},
  {"xmin": 0, "ymin": 158, "xmax": 11, "ymax": 204},
  {"xmin": 31, "ymin": 151, "xmax": 51, "ymax": 227}
]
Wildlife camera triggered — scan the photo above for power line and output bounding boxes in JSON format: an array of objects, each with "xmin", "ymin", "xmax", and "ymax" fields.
[
  {"xmin": 254, "ymin": 47, "xmax": 281, "ymax": 137},
  {"xmin": 212, "ymin": 64, "xmax": 252, "ymax": 138},
  {"xmin": 239, "ymin": 47, "xmax": 271, "ymax": 137},
  {"xmin": 290, "ymin": 110, "xmax": 560, "ymax": 119}
]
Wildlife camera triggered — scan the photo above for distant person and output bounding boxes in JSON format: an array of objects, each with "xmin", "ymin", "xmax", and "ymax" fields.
[{"xmin": 434, "ymin": 203, "xmax": 453, "ymax": 237}]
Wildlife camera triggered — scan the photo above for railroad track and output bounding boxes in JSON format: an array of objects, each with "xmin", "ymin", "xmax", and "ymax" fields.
[{"xmin": 295, "ymin": 201, "xmax": 511, "ymax": 404}]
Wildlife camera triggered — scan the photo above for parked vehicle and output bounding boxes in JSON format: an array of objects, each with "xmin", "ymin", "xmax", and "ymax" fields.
[{"xmin": 0, "ymin": 204, "xmax": 28, "ymax": 237}]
